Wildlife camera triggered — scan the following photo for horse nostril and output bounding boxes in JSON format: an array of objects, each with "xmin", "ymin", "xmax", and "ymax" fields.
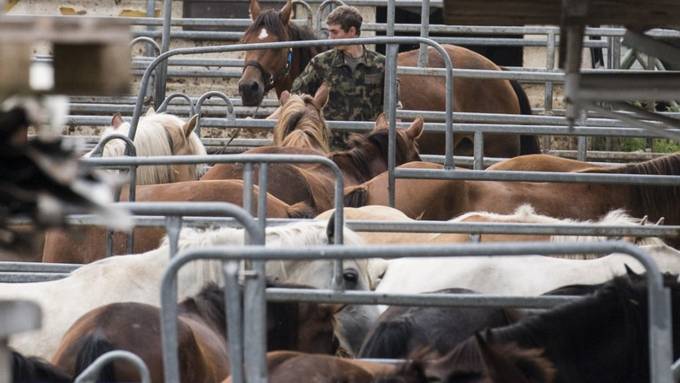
[{"xmin": 249, "ymin": 82, "xmax": 260, "ymax": 92}]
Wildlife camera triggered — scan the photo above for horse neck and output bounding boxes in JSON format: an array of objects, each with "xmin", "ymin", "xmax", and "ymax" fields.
[
  {"xmin": 274, "ymin": 24, "xmax": 325, "ymax": 95},
  {"xmin": 490, "ymin": 287, "xmax": 645, "ymax": 382},
  {"xmin": 331, "ymin": 143, "xmax": 386, "ymax": 186}
]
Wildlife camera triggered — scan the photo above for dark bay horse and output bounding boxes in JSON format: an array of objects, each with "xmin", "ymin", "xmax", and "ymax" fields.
[
  {"xmin": 345, "ymin": 154, "xmax": 680, "ymax": 246},
  {"xmin": 42, "ymin": 180, "xmax": 313, "ymax": 263},
  {"xmin": 239, "ymin": 0, "xmax": 540, "ymax": 157},
  {"xmin": 52, "ymin": 282, "xmax": 340, "ymax": 383},
  {"xmin": 11, "ymin": 350, "xmax": 72, "ymax": 383},
  {"xmin": 201, "ymin": 115, "xmax": 423, "ymax": 214},
  {"xmin": 435, "ymin": 272, "xmax": 680, "ymax": 383}
]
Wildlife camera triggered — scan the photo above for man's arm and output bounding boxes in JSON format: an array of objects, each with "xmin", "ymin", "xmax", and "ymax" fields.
[{"xmin": 291, "ymin": 58, "xmax": 323, "ymax": 96}]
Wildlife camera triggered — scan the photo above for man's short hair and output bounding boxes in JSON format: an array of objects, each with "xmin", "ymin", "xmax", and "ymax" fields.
[{"xmin": 326, "ymin": 6, "xmax": 362, "ymax": 35}]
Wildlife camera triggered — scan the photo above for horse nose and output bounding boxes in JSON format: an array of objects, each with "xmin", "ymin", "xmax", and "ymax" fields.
[{"xmin": 239, "ymin": 80, "xmax": 260, "ymax": 95}]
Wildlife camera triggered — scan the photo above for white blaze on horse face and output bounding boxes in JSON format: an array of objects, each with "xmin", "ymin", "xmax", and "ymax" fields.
[{"xmin": 258, "ymin": 28, "xmax": 269, "ymax": 40}]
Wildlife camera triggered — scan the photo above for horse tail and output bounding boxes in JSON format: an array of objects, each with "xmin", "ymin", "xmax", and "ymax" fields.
[
  {"xmin": 343, "ymin": 185, "xmax": 368, "ymax": 207},
  {"xmin": 286, "ymin": 201, "xmax": 316, "ymax": 219},
  {"xmin": 508, "ymin": 78, "xmax": 541, "ymax": 155},
  {"xmin": 74, "ymin": 332, "xmax": 118, "ymax": 383},
  {"xmin": 358, "ymin": 319, "xmax": 413, "ymax": 359}
]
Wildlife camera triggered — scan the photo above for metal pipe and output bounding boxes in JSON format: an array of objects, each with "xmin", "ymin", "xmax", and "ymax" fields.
[
  {"xmin": 194, "ymin": 91, "xmax": 235, "ymax": 138},
  {"xmin": 165, "ymin": 216, "xmax": 182, "ymax": 258},
  {"xmin": 74, "ymin": 351, "xmax": 150, "ymax": 383},
  {"xmin": 577, "ymin": 136, "xmax": 588, "ymax": 161},
  {"xmin": 545, "ymin": 30, "xmax": 556, "ymax": 113},
  {"xmin": 473, "ymin": 131, "xmax": 484, "ymax": 170},
  {"xmin": 160, "ymin": 241, "xmax": 672, "ymax": 383},
  {"xmin": 386, "ymin": 43, "xmax": 398, "ymax": 208},
  {"xmin": 157, "ymin": 93, "xmax": 196, "ymax": 117},
  {"xmin": 159, "ymin": 204, "xmax": 262, "ymax": 383},
  {"xmin": 223, "ymin": 261, "xmax": 244, "ymax": 383},
  {"xmin": 386, "ymin": 0, "xmax": 394, "ymax": 37},
  {"xmin": 417, "ymin": 0, "xmax": 430, "ymax": 67},
  {"xmin": 257, "ymin": 163, "xmax": 268, "ymax": 234}
]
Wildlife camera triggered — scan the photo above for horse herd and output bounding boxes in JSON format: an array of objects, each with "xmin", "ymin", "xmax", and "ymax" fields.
[{"xmin": 8, "ymin": 0, "xmax": 680, "ymax": 381}]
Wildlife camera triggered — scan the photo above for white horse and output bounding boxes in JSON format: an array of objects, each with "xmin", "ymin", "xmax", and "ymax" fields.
[
  {"xmin": 2, "ymin": 221, "xmax": 376, "ymax": 359},
  {"xmin": 83, "ymin": 108, "xmax": 208, "ymax": 184}
]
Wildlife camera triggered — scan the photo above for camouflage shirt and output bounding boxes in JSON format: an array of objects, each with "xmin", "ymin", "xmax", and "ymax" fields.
[{"xmin": 291, "ymin": 47, "xmax": 387, "ymax": 148}]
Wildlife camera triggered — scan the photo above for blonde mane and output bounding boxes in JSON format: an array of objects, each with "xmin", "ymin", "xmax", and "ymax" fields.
[
  {"xmin": 85, "ymin": 113, "xmax": 207, "ymax": 184},
  {"xmin": 273, "ymin": 94, "xmax": 331, "ymax": 152}
]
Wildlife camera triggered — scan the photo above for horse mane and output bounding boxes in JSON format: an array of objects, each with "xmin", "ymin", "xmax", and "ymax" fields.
[
  {"xmin": 580, "ymin": 153, "xmax": 680, "ymax": 226},
  {"xmin": 274, "ymin": 93, "xmax": 331, "ymax": 152},
  {"xmin": 11, "ymin": 349, "xmax": 72, "ymax": 383},
  {"xmin": 179, "ymin": 282, "xmax": 227, "ymax": 336},
  {"xmin": 87, "ymin": 113, "xmax": 207, "ymax": 184},
  {"xmin": 332, "ymin": 130, "xmax": 416, "ymax": 183}
]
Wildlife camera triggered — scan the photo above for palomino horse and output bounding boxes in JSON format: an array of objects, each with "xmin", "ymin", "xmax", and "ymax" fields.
[
  {"xmin": 4, "ymin": 221, "xmax": 372, "ymax": 359},
  {"xmin": 52, "ymin": 282, "xmax": 340, "ymax": 383},
  {"xmin": 83, "ymin": 108, "xmax": 208, "ymax": 184},
  {"xmin": 438, "ymin": 273, "xmax": 680, "ymax": 383},
  {"xmin": 202, "ymin": 114, "xmax": 423, "ymax": 214},
  {"xmin": 345, "ymin": 154, "xmax": 680, "ymax": 245},
  {"xmin": 486, "ymin": 154, "xmax": 611, "ymax": 172},
  {"xmin": 238, "ymin": 0, "xmax": 540, "ymax": 157},
  {"xmin": 272, "ymin": 85, "xmax": 331, "ymax": 152},
  {"xmin": 42, "ymin": 179, "xmax": 314, "ymax": 263}
]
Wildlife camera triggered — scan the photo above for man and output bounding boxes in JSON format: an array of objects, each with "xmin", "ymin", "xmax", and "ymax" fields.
[{"xmin": 291, "ymin": 5, "xmax": 390, "ymax": 149}]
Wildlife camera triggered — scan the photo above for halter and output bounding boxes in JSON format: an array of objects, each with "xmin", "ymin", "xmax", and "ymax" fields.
[{"xmin": 242, "ymin": 48, "xmax": 293, "ymax": 92}]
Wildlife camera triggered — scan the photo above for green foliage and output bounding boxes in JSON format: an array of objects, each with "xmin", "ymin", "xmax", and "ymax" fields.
[{"xmin": 619, "ymin": 138, "xmax": 680, "ymax": 153}]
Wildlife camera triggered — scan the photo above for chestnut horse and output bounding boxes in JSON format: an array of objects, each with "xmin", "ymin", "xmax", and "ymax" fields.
[
  {"xmin": 273, "ymin": 86, "xmax": 331, "ymax": 152},
  {"xmin": 486, "ymin": 154, "xmax": 610, "ymax": 172},
  {"xmin": 345, "ymin": 154, "xmax": 680, "ymax": 246},
  {"xmin": 201, "ymin": 114, "xmax": 423, "ymax": 214},
  {"xmin": 53, "ymin": 282, "xmax": 340, "ymax": 383},
  {"xmin": 238, "ymin": 0, "xmax": 540, "ymax": 157},
  {"xmin": 42, "ymin": 180, "xmax": 314, "ymax": 263}
]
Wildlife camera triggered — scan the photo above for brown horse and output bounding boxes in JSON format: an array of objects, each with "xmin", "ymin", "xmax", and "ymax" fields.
[
  {"xmin": 221, "ymin": 341, "xmax": 554, "ymax": 383},
  {"xmin": 345, "ymin": 154, "xmax": 680, "ymax": 246},
  {"xmin": 486, "ymin": 154, "xmax": 610, "ymax": 172},
  {"xmin": 201, "ymin": 115, "xmax": 423, "ymax": 214},
  {"xmin": 273, "ymin": 85, "xmax": 331, "ymax": 152},
  {"xmin": 238, "ymin": 0, "xmax": 540, "ymax": 157},
  {"xmin": 42, "ymin": 180, "xmax": 313, "ymax": 263},
  {"xmin": 52, "ymin": 282, "xmax": 340, "ymax": 383}
]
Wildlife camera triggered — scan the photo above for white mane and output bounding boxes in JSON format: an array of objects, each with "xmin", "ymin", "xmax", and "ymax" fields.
[
  {"xmin": 164, "ymin": 221, "xmax": 366, "ymax": 296},
  {"xmin": 84, "ymin": 113, "xmax": 207, "ymax": 184}
]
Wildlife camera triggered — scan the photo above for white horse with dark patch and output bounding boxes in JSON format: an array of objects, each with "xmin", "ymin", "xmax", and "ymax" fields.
[
  {"xmin": 2, "ymin": 221, "xmax": 376, "ymax": 359},
  {"xmin": 83, "ymin": 108, "xmax": 207, "ymax": 184}
]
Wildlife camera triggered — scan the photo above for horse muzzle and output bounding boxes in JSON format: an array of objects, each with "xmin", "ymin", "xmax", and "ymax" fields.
[{"xmin": 238, "ymin": 79, "xmax": 265, "ymax": 107}]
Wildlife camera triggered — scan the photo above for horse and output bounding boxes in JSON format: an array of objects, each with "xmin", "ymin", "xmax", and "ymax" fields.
[
  {"xmin": 42, "ymin": 179, "xmax": 314, "ymax": 263},
  {"xmin": 83, "ymin": 108, "xmax": 208, "ymax": 184},
  {"xmin": 10, "ymin": 350, "xmax": 72, "ymax": 383},
  {"xmin": 358, "ymin": 288, "xmax": 521, "ymax": 360},
  {"xmin": 201, "ymin": 114, "xmax": 423, "ymax": 214},
  {"xmin": 344, "ymin": 154, "xmax": 680, "ymax": 246},
  {"xmin": 2, "ymin": 220, "xmax": 374, "ymax": 359},
  {"xmin": 273, "ymin": 85, "xmax": 331, "ymax": 152},
  {"xmin": 221, "ymin": 344, "xmax": 554, "ymax": 383},
  {"xmin": 430, "ymin": 272, "xmax": 680, "ymax": 383},
  {"xmin": 374, "ymin": 240, "xmax": 680, "ymax": 302},
  {"xmin": 52, "ymin": 282, "xmax": 340, "ymax": 383},
  {"xmin": 238, "ymin": 0, "xmax": 540, "ymax": 157},
  {"xmin": 317, "ymin": 204, "xmax": 648, "ymax": 246},
  {"xmin": 486, "ymin": 154, "xmax": 611, "ymax": 172}
]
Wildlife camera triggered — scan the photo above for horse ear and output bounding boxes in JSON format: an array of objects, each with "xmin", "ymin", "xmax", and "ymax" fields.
[
  {"xmin": 145, "ymin": 107, "xmax": 156, "ymax": 117},
  {"xmin": 312, "ymin": 83, "xmax": 330, "ymax": 110},
  {"xmin": 374, "ymin": 113, "xmax": 388, "ymax": 131},
  {"xmin": 111, "ymin": 113, "xmax": 124, "ymax": 129},
  {"xmin": 279, "ymin": 0, "xmax": 292, "ymax": 24},
  {"xmin": 326, "ymin": 212, "xmax": 336, "ymax": 244},
  {"xmin": 249, "ymin": 0, "xmax": 261, "ymax": 21},
  {"xmin": 279, "ymin": 90, "xmax": 291, "ymax": 106},
  {"xmin": 183, "ymin": 114, "xmax": 199, "ymax": 137},
  {"xmin": 406, "ymin": 116, "xmax": 424, "ymax": 140}
]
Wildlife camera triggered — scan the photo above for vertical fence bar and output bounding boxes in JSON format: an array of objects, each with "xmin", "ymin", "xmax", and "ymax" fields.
[
  {"xmin": 386, "ymin": 43, "xmax": 399, "ymax": 208},
  {"xmin": 612, "ymin": 36, "xmax": 621, "ymax": 69},
  {"xmin": 544, "ymin": 30, "xmax": 556, "ymax": 114},
  {"xmin": 473, "ymin": 131, "xmax": 484, "ymax": 170},
  {"xmin": 417, "ymin": 0, "xmax": 430, "ymax": 67},
  {"xmin": 156, "ymin": 0, "xmax": 172, "ymax": 107},
  {"xmin": 242, "ymin": 163, "xmax": 254, "ymax": 245},
  {"xmin": 165, "ymin": 216, "xmax": 182, "ymax": 258},
  {"xmin": 577, "ymin": 136, "xmax": 587, "ymax": 161},
  {"xmin": 386, "ymin": 0, "xmax": 395, "ymax": 37},
  {"xmin": 257, "ymin": 163, "xmax": 268, "ymax": 232},
  {"xmin": 223, "ymin": 261, "xmax": 244, "ymax": 383}
]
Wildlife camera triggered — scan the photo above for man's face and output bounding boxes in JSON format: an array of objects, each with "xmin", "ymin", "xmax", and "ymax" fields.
[{"xmin": 327, "ymin": 23, "xmax": 357, "ymax": 51}]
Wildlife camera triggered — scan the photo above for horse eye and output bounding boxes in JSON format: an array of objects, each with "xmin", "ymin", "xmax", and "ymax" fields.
[{"xmin": 343, "ymin": 270, "xmax": 358, "ymax": 285}]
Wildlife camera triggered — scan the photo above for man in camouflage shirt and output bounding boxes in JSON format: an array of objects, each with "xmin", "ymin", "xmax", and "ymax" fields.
[{"xmin": 291, "ymin": 5, "xmax": 388, "ymax": 149}]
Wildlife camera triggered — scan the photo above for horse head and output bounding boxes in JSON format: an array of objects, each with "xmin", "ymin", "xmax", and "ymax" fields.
[
  {"xmin": 239, "ymin": 0, "xmax": 294, "ymax": 106},
  {"xmin": 274, "ymin": 83, "xmax": 331, "ymax": 152},
  {"xmin": 373, "ymin": 113, "xmax": 424, "ymax": 164}
]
